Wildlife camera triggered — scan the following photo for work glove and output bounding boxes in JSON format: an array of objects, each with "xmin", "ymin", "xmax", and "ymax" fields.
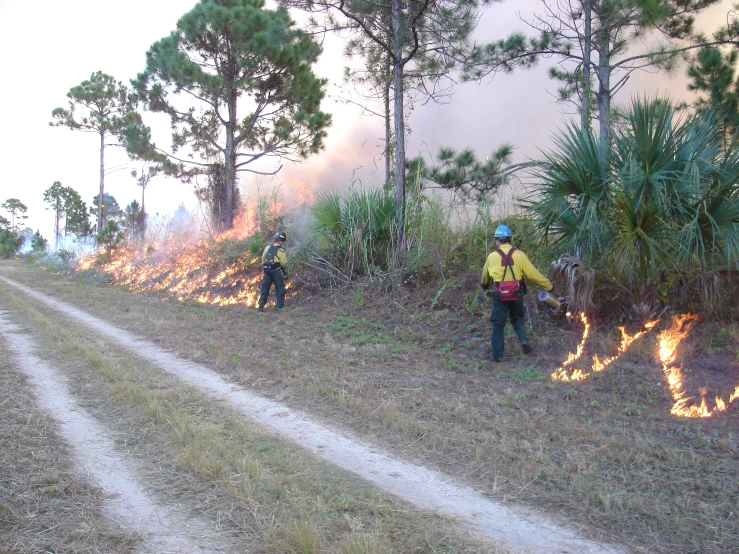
[
  {"xmin": 480, "ymin": 283, "xmax": 490, "ymax": 291},
  {"xmin": 282, "ymin": 269, "xmax": 289, "ymax": 281}
]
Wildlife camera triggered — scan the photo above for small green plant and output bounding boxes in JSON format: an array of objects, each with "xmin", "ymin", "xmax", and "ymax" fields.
[
  {"xmin": 431, "ymin": 281, "xmax": 448, "ymax": 309},
  {"xmin": 507, "ymin": 365, "xmax": 545, "ymax": 384},
  {"xmin": 350, "ymin": 288, "xmax": 366, "ymax": 308},
  {"xmin": 620, "ymin": 402, "xmax": 642, "ymax": 417},
  {"xmin": 96, "ymin": 220, "xmax": 124, "ymax": 253}
]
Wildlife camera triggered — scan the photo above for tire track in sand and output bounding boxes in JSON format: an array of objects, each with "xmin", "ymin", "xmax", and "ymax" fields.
[
  {"xmin": 0, "ymin": 311, "xmax": 229, "ymax": 554},
  {"xmin": 0, "ymin": 275, "xmax": 627, "ymax": 554}
]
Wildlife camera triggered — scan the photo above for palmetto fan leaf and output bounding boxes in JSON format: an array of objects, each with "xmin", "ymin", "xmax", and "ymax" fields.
[
  {"xmin": 527, "ymin": 98, "xmax": 739, "ymax": 312},
  {"xmin": 610, "ymin": 192, "xmax": 673, "ymax": 285},
  {"xmin": 309, "ymin": 185, "xmax": 395, "ymax": 276},
  {"xmin": 524, "ymin": 122, "xmax": 611, "ymax": 258},
  {"xmin": 309, "ymin": 190, "xmax": 342, "ymax": 250}
]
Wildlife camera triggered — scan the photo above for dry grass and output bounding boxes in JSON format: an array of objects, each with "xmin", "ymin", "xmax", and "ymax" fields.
[
  {"xmin": 0, "ymin": 336, "xmax": 137, "ymax": 553},
  {"xmin": 0, "ymin": 271, "xmax": 508, "ymax": 554},
  {"xmin": 2, "ymin": 259, "xmax": 739, "ymax": 553}
]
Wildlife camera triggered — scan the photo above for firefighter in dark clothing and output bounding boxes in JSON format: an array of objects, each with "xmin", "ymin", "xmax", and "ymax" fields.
[
  {"xmin": 481, "ymin": 225, "xmax": 553, "ymax": 362},
  {"xmin": 257, "ymin": 231, "xmax": 288, "ymax": 312}
]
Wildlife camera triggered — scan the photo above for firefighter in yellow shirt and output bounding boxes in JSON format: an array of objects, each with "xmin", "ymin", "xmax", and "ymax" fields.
[
  {"xmin": 257, "ymin": 231, "xmax": 288, "ymax": 312},
  {"xmin": 481, "ymin": 225, "xmax": 553, "ymax": 362}
]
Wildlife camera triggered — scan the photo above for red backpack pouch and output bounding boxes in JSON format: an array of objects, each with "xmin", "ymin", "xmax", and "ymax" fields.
[{"xmin": 495, "ymin": 248, "xmax": 524, "ymax": 301}]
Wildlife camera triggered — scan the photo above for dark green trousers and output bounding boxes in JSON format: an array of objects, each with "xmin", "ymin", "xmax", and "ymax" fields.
[
  {"xmin": 258, "ymin": 271, "xmax": 286, "ymax": 309},
  {"xmin": 491, "ymin": 292, "xmax": 527, "ymax": 361}
]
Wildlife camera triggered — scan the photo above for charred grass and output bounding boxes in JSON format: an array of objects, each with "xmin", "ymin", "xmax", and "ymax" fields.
[
  {"xmin": 2, "ymin": 260, "xmax": 739, "ymax": 553},
  {"xmin": 0, "ymin": 271, "xmax": 506, "ymax": 554}
]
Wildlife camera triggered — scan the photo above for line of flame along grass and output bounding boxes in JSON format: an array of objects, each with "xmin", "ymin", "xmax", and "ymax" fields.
[
  {"xmin": 550, "ymin": 312, "xmax": 591, "ymax": 382},
  {"xmin": 551, "ymin": 311, "xmax": 739, "ymax": 418},
  {"xmin": 551, "ymin": 315, "xmax": 659, "ymax": 383},
  {"xmin": 658, "ymin": 314, "xmax": 739, "ymax": 418},
  {"xmin": 75, "ymin": 217, "xmax": 282, "ymax": 309}
]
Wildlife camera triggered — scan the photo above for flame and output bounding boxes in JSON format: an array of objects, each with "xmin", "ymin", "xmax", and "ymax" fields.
[
  {"xmin": 656, "ymin": 313, "xmax": 739, "ymax": 418},
  {"xmin": 551, "ymin": 312, "xmax": 738, "ymax": 418},
  {"xmin": 285, "ymin": 177, "xmax": 315, "ymax": 205},
  {"xmin": 551, "ymin": 312, "xmax": 591, "ymax": 381},
  {"xmin": 550, "ymin": 312, "xmax": 599, "ymax": 382},
  {"xmin": 219, "ymin": 207, "xmax": 260, "ymax": 241},
  {"xmin": 76, "ymin": 211, "xmax": 291, "ymax": 308},
  {"xmin": 551, "ymin": 315, "xmax": 659, "ymax": 382}
]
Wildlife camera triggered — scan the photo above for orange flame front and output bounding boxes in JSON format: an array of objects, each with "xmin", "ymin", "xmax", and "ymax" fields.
[
  {"xmin": 76, "ymin": 210, "xmax": 289, "ymax": 308},
  {"xmin": 551, "ymin": 312, "xmax": 591, "ymax": 381},
  {"xmin": 552, "ymin": 312, "xmax": 738, "ymax": 417},
  {"xmin": 551, "ymin": 314, "xmax": 658, "ymax": 382},
  {"xmin": 657, "ymin": 314, "xmax": 739, "ymax": 418}
]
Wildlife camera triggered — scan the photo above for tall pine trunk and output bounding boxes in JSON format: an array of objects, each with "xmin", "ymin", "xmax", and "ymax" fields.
[
  {"xmin": 224, "ymin": 86, "xmax": 237, "ymax": 231},
  {"xmin": 384, "ymin": 57, "xmax": 392, "ymax": 188},
  {"xmin": 581, "ymin": 0, "xmax": 591, "ymax": 131},
  {"xmin": 54, "ymin": 198, "xmax": 62, "ymax": 248},
  {"xmin": 140, "ymin": 184, "xmax": 147, "ymax": 241},
  {"xmin": 98, "ymin": 130, "xmax": 105, "ymax": 229},
  {"xmin": 391, "ymin": 0, "xmax": 405, "ymax": 246},
  {"xmin": 597, "ymin": 16, "xmax": 612, "ymax": 148}
]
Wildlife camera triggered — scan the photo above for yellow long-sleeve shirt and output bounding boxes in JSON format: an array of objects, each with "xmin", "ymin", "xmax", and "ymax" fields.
[
  {"xmin": 262, "ymin": 242, "xmax": 288, "ymax": 268},
  {"xmin": 481, "ymin": 243, "xmax": 552, "ymax": 291}
]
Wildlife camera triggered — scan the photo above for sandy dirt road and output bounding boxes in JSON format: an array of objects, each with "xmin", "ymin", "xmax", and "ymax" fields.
[
  {"xmin": 0, "ymin": 274, "xmax": 627, "ymax": 554},
  {"xmin": 0, "ymin": 311, "xmax": 230, "ymax": 553}
]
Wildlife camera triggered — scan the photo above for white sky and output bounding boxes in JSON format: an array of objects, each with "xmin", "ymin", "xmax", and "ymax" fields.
[{"xmin": 0, "ymin": 0, "xmax": 734, "ymax": 241}]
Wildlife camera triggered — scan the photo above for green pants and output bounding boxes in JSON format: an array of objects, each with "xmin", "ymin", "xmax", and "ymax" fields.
[
  {"xmin": 491, "ymin": 292, "xmax": 527, "ymax": 361},
  {"xmin": 258, "ymin": 271, "xmax": 286, "ymax": 309}
]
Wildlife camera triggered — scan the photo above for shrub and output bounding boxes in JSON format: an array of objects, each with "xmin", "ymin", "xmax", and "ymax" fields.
[
  {"xmin": 309, "ymin": 185, "xmax": 395, "ymax": 278},
  {"xmin": 31, "ymin": 231, "xmax": 47, "ymax": 253},
  {"xmin": 0, "ymin": 229, "xmax": 24, "ymax": 258}
]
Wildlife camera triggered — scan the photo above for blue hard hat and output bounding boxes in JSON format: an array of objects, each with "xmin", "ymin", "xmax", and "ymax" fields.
[{"xmin": 494, "ymin": 224, "xmax": 512, "ymax": 238}]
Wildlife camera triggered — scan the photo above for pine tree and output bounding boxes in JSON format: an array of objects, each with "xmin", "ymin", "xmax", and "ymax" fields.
[
  {"xmin": 133, "ymin": 0, "xmax": 331, "ymax": 231},
  {"xmin": 1, "ymin": 199, "xmax": 28, "ymax": 232},
  {"xmin": 63, "ymin": 189, "xmax": 91, "ymax": 238},
  {"xmin": 43, "ymin": 182, "xmax": 66, "ymax": 245},
  {"xmin": 131, "ymin": 163, "xmax": 160, "ymax": 240},
  {"xmin": 90, "ymin": 193, "xmax": 123, "ymax": 230},
  {"xmin": 31, "ymin": 231, "xmax": 48, "ymax": 253},
  {"xmin": 124, "ymin": 200, "xmax": 146, "ymax": 242},
  {"xmin": 464, "ymin": 0, "xmax": 730, "ymax": 145},
  {"xmin": 51, "ymin": 71, "xmax": 145, "ymax": 229},
  {"xmin": 687, "ymin": 45, "xmax": 739, "ymax": 140},
  {"xmin": 283, "ymin": 0, "xmax": 489, "ymax": 243}
]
